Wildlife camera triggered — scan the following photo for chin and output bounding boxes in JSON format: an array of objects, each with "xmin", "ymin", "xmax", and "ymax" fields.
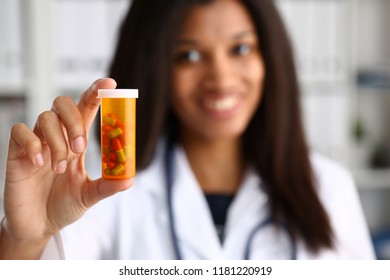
[{"xmin": 200, "ymin": 125, "xmax": 246, "ymax": 142}]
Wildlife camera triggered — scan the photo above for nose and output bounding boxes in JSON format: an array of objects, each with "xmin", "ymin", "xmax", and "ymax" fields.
[{"xmin": 203, "ymin": 52, "xmax": 235, "ymax": 90}]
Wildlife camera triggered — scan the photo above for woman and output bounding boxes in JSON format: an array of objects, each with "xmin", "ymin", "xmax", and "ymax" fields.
[{"xmin": 0, "ymin": 0, "xmax": 374, "ymax": 259}]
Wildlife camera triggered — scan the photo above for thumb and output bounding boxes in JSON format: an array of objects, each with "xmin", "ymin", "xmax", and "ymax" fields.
[{"xmin": 82, "ymin": 178, "xmax": 133, "ymax": 208}]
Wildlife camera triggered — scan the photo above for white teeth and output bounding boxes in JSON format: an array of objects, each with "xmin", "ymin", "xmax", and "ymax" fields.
[{"xmin": 205, "ymin": 96, "xmax": 237, "ymax": 111}]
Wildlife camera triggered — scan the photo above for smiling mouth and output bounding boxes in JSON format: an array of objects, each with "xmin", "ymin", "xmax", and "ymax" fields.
[{"xmin": 203, "ymin": 95, "xmax": 239, "ymax": 112}]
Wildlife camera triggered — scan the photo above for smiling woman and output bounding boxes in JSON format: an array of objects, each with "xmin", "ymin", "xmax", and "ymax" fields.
[
  {"xmin": 171, "ymin": 0, "xmax": 264, "ymax": 142},
  {"xmin": 0, "ymin": 0, "xmax": 375, "ymax": 260},
  {"xmin": 170, "ymin": 0, "xmax": 264, "ymax": 199}
]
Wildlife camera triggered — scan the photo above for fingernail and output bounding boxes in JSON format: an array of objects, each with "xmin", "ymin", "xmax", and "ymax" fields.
[
  {"xmin": 56, "ymin": 160, "xmax": 67, "ymax": 174},
  {"xmin": 34, "ymin": 153, "xmax": 44, "ymax": 166},
  {"xmin": 73, "ymin": 136, "xmax": 86, "ymax": 153}
]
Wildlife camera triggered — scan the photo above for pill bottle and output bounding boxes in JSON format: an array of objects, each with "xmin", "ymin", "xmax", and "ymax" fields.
[{"xmin": 97, "ymin": 89, "xmax": 138, "ymax": 179}]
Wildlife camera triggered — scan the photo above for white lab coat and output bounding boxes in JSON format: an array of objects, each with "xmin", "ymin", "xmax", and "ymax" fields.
[{"xmin": 39, "ymin": 139, "xmax": 375, "ymax": 259}]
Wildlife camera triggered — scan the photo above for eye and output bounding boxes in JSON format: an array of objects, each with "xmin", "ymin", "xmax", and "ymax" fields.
[
  {"xmin": 175, "ymin": 50, "xmax": 201, "ymax": 63},
  {"xmin": 232, "ymin": 43, "xmax": 251, "ymax": 56}
]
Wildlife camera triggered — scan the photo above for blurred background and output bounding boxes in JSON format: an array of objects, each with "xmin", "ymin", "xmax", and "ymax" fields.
[{"xmin": 1, "ymin": 0, "xmax": 390, "ymax": 258}]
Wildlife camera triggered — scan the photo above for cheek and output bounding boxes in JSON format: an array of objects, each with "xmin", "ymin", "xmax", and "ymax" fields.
[
  {"xmin": 241, "ymin": 57, "xmax": 265, "ymax": 104},
  {"xmin": 235, "ymin": 54, "xmax": 265, "ymax": 86},
  {"xmin": 172, "ymin": 68, "xmax": 198, "ymax": 102},
  {"xmin": 171, "ymin": 68, "xmax": 198, "ymax": 118},
  {"xmin": 241, "ymin": 59, "xmax": 265, "ymax": 122},
  {"xmin": 249, "ymin": 57, "xmax": 265, "ymax": 87}
]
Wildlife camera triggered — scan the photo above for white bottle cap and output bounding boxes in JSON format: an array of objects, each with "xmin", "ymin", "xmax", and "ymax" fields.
[{"xmin": 97, "ymin": 89, "xmax": 138, "ymax": 98}]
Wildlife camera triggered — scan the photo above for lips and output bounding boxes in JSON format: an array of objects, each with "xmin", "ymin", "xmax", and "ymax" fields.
[
  {"xmin": 201, "ymin": 93, "xmax": 241, "ymax": 118},
  {"xmin": 204, "ymin": 95, "xmax": 238, "ymax": 110}
]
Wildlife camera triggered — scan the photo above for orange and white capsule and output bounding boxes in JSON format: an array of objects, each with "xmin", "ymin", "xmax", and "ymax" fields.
[{"xmin": 112, "ymin": 138, "xmax": 126, "ymax": 163}]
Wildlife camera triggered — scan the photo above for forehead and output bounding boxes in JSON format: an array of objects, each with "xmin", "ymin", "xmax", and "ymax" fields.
[{"xmin": 178, "ymin": 0, "xmax": 256, "ymax": 39}]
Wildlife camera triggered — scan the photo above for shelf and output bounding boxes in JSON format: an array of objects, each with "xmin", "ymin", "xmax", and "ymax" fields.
[
  {"xmin": 352, "ymin": 168, "xmax": 390, "ymax": 190},
  {"xmin": 300, "ymin": 79, "xmax": 351, "ymax": 96},
  {"xmin": 356, "ymin": 86, "xmax": 390, "ymax": 95},
  {"xmin": 0, "ymin": 85, "xmax": 25, "ymax": 97}
]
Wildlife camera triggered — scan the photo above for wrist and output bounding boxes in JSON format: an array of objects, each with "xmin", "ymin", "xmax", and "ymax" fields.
[{"xmin": 0, "ymin": 218, "xmax": 52, "ymax": 260}]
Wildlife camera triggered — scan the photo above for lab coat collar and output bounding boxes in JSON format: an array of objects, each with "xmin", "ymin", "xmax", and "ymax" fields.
[
  {"xmin": 173, "ymin": 144, "xmax": 224, "ymax": 259},
  {"xmin": 223, "ymin": 167, "xmax": 269, "ymax": 259},
  {"xmin": 172, "ymin": 144, "xmax": 269, "ymax": 259}
]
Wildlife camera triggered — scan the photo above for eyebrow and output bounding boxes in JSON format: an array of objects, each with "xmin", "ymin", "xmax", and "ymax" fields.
[
  {"xmin": 175, "ymin": 39, "xmax": 197, "ymax": 46},
  {"xmin": 175, "ymin": 30, "xmax": 257, "ymax": 46},
  {"xmin": 233, "ymin": 30, "xmax": 257, "ymax": 39}
]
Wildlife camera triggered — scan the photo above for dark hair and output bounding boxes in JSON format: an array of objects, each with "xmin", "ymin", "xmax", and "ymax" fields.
[{"xmin": 107, "ymin": 0, "xmax": 333, "ymax": 254}]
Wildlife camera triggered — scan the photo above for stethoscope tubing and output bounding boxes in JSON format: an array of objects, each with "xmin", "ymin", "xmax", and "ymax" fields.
[{"xmin": 165, "ymin": 137, "xmax": 183, "ymax": 260}]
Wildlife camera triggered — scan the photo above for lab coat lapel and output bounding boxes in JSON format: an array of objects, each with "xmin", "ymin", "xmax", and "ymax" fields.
[
  {"xmin": 223, "ymin": 169, "xmax": 269, "ymax": 259},
  {"xmin": 172, "ymin": 145, "xmax": 224, "ymax": 259}
]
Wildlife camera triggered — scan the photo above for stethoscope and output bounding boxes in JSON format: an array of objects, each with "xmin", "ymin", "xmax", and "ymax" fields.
[{"xmin": 164, "ymin": 137, "xmax": 297, "ymax": 260}]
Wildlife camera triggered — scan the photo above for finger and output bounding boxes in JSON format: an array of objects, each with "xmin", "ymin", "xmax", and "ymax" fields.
[
  {"xmin": 8, "ymin": 123, "xmax": 44, "ymax": 166},
  {"xmin": 78, "ymin": 78, "xmax": 117, "ymax": 131},
  {"xmin": 36, "ymin": 111, "xmax": 69, "ymax": 174},
  {"xmin": 81, "ymin": 178, "xmax": 133, "ymax": 208},
  {"xmin": 32, "ymin": 121, "xmax": 47, "ymax": 146},
  {"xmin": 52, "ymin": 96, "xmax": 86, "ymax": 154}
]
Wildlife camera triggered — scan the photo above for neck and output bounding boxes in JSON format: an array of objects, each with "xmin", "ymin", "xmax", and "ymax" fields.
[{"xmin": 179, "ymin": 130, "xmax": 245, "ymax": 195}]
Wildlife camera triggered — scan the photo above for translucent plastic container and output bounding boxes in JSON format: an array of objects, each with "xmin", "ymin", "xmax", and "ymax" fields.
[{"xmin": 97, "ymin": 89, "xmax": 138, "ymax": 179}]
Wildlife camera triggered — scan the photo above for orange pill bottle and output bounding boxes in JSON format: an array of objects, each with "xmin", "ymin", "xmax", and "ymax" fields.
[{"xmin": 97, "ymin": 89, "xmax": 138, "ymax": 179}]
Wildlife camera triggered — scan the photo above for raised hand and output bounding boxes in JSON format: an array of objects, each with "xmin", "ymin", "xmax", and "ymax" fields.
[{"xmin": 0, "ymin": 78, "xmax": 133, "ymax": 259}]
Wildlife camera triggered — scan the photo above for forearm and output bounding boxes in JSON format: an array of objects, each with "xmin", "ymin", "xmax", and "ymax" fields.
[{"xmin": 0, "ymin": 219, "xmax": 51, "ymax": 260}]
